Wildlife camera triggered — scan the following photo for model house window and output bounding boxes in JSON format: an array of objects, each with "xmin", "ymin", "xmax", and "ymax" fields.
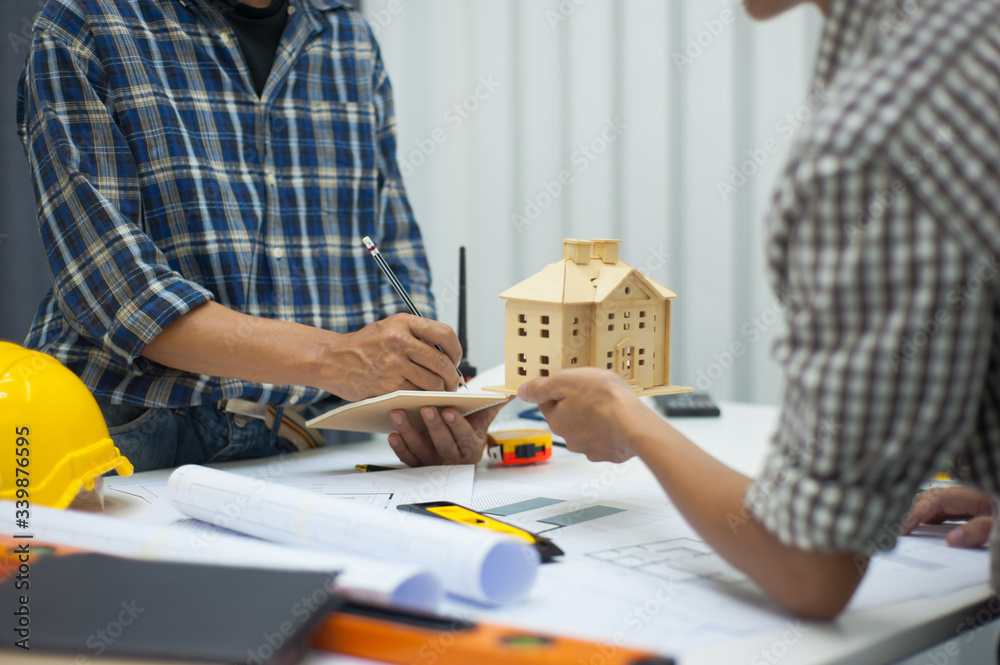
[
  {"xmin": 624, "ymin": 311, "xmax": 630, "ymax": 318},
  {"xmin": 518, "ymin": 353, "xmax": 526, "ymax": 362},
  {"xmin": 541, "ymin": 315, "xmax": 549, "ymax": 324},
  {"xmin": 571, "ymin": 357, "xmax": 578, "ymax": 365},
  {"xmin": 518, "ymin": 366, "xmax": 527, "ymax": 376},
  {"xmin": 639, "ymin": 360, "xmax": 645, "ymax": 366},
  {"xmin": 624, "ymin": 323, "xmax": 630, "ymax": 330},
  {"xmin": 607, "ymin": 351, "xmax": 613, "ymax": 358},
  {"xmin": 518, "ymin": 328, "xmax": 527, "ymax": 336},
  {"xmin": 572, "ymin": 329, "xmax": 579, "ymax": 336},
  {"xmin": 639, "ymin": 322, "xmax": 645, "ymax": 329},
  {"xmin": 572, "ymin": 317, "xmax": 579, "ymax": 324},
  {"xmin": 608, "ymin": 325, "xmax": 614, "ymax": 331},
  {"xmin": 606, "ymin": 363, "xmax": 612, "ymax": 369},
  {"xmin": 541, "ymin": 329, "xmax": 549, "ymax": 338},
  {"xmin": 608, "ymin": 313, "xmax": 614, "ymax": 320},
  {"xmin": 625, "ymin": 287, "xmax": 631, "ymax": 295},
  {"xmin": 540, "ymin": 355, "xmax": 549, "ymax": 364},
  {"xmin": 519, "ymin": 314, "xmax": 527, "ymax": 323},
  {"xmin": 540, "ymin": 369, "xmax": 549, "ymax": 377},
  {"xmin": 639, "ymin": 348, "xmax": 645, "ymax": 355},
  {"xmin": 639, "ymin": 311, "xmax": 646, "ymax": 317}
]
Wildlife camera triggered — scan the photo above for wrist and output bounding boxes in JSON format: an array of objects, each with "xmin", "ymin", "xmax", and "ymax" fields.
[{"xmin": 309, "ymin": 329, "xmax": 348, "ymax": 395}]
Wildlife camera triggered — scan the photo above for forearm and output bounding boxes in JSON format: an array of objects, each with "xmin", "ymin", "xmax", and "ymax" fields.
[
  {"xmin": 141, "ymin": 301, "xmax": 337, "ymax": 392},
  {"xmin": 142, "ymin": 302, "xmax": 463, "ymax": 401},
  {"xmin": 619, "ymin": 399, "xmax": 865, "ymax": 619}
]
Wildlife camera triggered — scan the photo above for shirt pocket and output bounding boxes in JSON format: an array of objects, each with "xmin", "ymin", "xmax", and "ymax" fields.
[{"xmin": 308, "ymin": 100, "xmax": 380, "ymax": 234}]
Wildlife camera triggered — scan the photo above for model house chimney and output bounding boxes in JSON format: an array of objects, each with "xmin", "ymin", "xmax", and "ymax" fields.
[
  {"xmin": 562, "ymin": 238, "xmax": 593, "ymax": 265},
  {"xmin": 592, "ymin": 239, "xmax": 621, "ymax": 264}
]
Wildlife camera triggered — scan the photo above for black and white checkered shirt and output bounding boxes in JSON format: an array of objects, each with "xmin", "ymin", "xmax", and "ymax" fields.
[{"xmin": 745, "ymin": 0, "xmax": 1000, "ymax": 563}]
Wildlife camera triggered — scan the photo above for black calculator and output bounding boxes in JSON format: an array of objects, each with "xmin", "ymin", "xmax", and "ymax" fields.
[{"xmin": 651, "ymin": 391, "xmax": 721, "ymax": 418}]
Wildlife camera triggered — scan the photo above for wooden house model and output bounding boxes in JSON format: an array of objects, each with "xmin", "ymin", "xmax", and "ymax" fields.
[{"xmin": 491, "ymin": 238, "xmax": 690, "ymax": 396}]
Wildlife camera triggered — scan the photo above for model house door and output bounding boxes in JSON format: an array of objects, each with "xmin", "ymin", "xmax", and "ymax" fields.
[{"xmin": 615, "ymin": 338, "xmax": 637, "ymax": 384}]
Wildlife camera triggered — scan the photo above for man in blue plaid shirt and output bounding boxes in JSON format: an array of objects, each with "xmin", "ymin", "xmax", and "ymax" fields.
[{"xmin": 17, "ymin": 0, "xmax": 503, "ymax": 470}]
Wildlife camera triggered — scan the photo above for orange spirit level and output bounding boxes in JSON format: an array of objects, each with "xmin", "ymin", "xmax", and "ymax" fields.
[{"xmin": 315, "ymin": 601, "xmax": 674, "ymax": 665}]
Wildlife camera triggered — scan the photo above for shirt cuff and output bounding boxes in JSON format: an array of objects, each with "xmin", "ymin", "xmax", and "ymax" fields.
[
  {"xmin": 745, "ymin": 467, "xmax": 907, "ymax": 558},
  {"xmin": 100, "ymin": 271, "xmax": 214, "ymax": 374}
]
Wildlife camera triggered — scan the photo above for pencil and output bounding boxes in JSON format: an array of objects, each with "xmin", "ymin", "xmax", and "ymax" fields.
[{"xmin": 362, "ymin": 236, "xmax": 468, "ymax": 389}]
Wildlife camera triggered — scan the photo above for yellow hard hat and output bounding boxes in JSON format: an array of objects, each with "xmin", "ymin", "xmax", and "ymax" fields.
[{"xmin": 0, "ymin": 341, "xmax": 133, "ymax": 509}]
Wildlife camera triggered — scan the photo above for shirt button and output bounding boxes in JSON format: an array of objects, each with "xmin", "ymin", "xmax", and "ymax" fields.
[
  {"xmin": 273, "ymin": 247, "xmax": 285, "ymax": 259},
  {"xmin": 288, "ymin": 395, "xmax": 300, "ymax": 405},
  {"xmin": 265, "ymin": 171, "xmax": 277, "ymax": 186},
  {"xmin": 220, "ymin": 33, "xmax": 232, "ymax": 46},
  {"xmin": 288, "ymin": 5, "xmax": 296, "ymax": 15}
]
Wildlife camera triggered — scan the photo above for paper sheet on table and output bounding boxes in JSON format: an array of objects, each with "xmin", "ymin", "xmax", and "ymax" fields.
[
  {"xmin": 105, "ymin": 455, "xmax": 475, "ymax": 520},
  {"xmin": 0, "ymin": 501, "xmax": 441, "ymax": 611},
  {"xmin": 454, "ymin": 470, "xmax": 991, "ymax": 653},
  {"xmin": 167, "ymin": 465, "xmax": 540, "ymax": 605}
]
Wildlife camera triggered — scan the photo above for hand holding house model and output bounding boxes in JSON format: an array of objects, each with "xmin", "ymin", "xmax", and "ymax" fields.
[{"xmin": 487, "ymin": 238, "xmax": 692, "ymax": 397}]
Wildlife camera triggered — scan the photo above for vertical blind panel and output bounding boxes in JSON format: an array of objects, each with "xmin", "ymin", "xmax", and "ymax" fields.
[{"xmin": 364, "ymin": 0, "xmax": 821, "ymax": 403}]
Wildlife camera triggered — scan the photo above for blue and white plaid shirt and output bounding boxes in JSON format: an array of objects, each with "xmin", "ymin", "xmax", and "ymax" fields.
[{"xmin": 17, "ymin": 0, "xmax": 434, "ymax": 407}]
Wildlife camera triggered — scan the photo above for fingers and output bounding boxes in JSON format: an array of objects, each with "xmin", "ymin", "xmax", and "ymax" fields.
[
  {"xmin": 387, "ymin": 432, "xmax": 421, "ymax": 467},
  {"xmin": 388, "ymin": 409, "xmax": 440, "ymax": 466},
  {"xmin": 389, "ymin": 407, "xmax": 490, "ymax": 466},
  {"xmin": 424, "ymin": 407, "xmax": 485, "ymax": 464},
  {"xmin": 518, "ymin": 377, "xmax": 556, "ymax": 405},
  {"xmin": 901, "ymin": 487, "xmax": 994, "ymax": 535},
  {"xmin": 407, "ymin": 316, "xmax": 463, "ymax": 367},
  {"xmin": 946, "ymin": 516, "xmax": 993, "ymax": 548}
]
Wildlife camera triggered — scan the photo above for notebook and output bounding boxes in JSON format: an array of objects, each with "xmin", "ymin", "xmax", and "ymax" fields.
[
  {"xmin": 0, "ymin": 553, "xmax": 341, "ymax": 665},
  {"xmin": 305, "ymin": 390, "xmax": 509, "ymax": 434}
]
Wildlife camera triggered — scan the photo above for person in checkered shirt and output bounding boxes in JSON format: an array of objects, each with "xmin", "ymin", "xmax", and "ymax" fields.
[
  {"xmin": 17, "ymin": 0, "xmax": 504, "ymax": 471},
  {"xmin": 522, "ymin": 0, "xmax": 1000, "ymax": 619}
]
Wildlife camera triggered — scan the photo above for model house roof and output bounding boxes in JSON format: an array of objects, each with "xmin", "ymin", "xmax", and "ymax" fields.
[{"xmin": 499, "ymin": 239, "xmax": 676, "ymax": 304}]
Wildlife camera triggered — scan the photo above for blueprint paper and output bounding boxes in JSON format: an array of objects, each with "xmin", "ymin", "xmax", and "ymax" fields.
[{"xmin": 166, "ymin": 465, "xmax": 540, "ymax": 605}]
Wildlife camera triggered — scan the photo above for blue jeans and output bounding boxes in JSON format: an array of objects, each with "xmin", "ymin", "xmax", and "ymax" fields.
[{"xmin": 97, "ymin": 401, "xmax": 298, "ymax": 473}]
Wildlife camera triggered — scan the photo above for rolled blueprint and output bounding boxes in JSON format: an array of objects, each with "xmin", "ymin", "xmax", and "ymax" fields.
[
  {"xmin": 167, "ymin": 465, "xmax": 540, "ymax": 605},
  {"xmin": 1, "ymin": 501, "xmax": 441, "ymax": 611}
]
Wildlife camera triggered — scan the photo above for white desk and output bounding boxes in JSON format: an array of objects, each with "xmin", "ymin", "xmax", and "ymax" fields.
[{"xmin": 105, "ymin": 400, "xmax": 996, "ymax": 665}]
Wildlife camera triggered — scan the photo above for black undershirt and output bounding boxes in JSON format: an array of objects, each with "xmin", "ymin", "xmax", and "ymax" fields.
[{"xmin": 210, "ymin": 0, "xmax": 289, "ymax": 96}]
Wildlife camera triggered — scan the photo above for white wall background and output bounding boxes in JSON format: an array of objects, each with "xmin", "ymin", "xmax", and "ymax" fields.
[{"xmin": 363, "ymin": 0, "xmax": 823, "ymax": 404}]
